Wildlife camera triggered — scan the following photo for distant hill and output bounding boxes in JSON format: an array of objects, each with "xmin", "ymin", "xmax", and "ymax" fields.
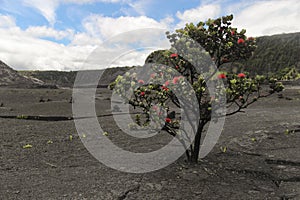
[
  {"xmin": 0, "ymin": 59, "xmax": 132, "ymax": 88},
  {"xmin": 19, "ymin": 67, "xmax": 132, "ymax": 88},
  {"xmin": 230, "ymin": 32, "xmax": 300, "ymax": 75},
  {"xmin": 19, "ymin": 70, "xmax": 77, "ymax": 88},
  {"xmin": 0, "ymin": 60, "xmax": 43, "ymax": 88}
]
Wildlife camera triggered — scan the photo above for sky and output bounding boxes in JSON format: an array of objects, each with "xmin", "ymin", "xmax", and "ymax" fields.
[{"xmin": 0, "ymin": 0, "xmax": 299, "ymax": 71}]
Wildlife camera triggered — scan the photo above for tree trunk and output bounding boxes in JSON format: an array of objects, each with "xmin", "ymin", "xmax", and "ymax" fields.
[{"xmin": 191, "ymin": 121, "xmax": 205, "ymax": 163}]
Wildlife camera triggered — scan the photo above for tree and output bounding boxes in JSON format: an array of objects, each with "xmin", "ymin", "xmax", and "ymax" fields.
[{"xmin": 110, "ymin": 15, "xmax": 284, "ymax": 163}]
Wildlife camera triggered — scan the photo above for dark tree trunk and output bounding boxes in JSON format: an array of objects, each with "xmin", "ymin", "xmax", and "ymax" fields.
[{"xmin": 191, "ymin": 121, "xmax": 205, "ymax": 163}]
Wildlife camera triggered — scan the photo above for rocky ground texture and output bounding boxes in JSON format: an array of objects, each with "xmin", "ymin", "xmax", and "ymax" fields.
[{"xmin": 0, "ymin": 86, "xmax": 299, "ymax": 199}]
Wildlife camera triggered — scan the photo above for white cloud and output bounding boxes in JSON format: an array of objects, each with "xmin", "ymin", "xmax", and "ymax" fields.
[
  {"xmin": 174, "ymin": 0, "xmax": 299, "ymax": 37},
  {"xmin": 0, "ymin": 14, "xmax": 169, "ymax": 71},
  {"xmin": 25, "ymin": 26, "xmax": 74, "ymax": 40},
  {"xmin": 0, "ymin": 14, "xmax": 16, "ymax": 28},
  {"xmin": 126, "ymin": 0, "xmax": 151, "ymax": 15},
  {"xmin": 23, "ymin": 0, "xmax": 59, "ymax": 26},
  {"xmin": 176, "ymin": 4, "xmax": 221, "ymax": 28},
  {"xmin": 231, "ymin": 0, "xmax": 300, "ymax": 36},
  {"xmin": 84, "ymin": 45, "xmax": 156, "ymax": 69},
  {"xmin": 0, "ymin": 23, "xmax": 94, "ymax": 70},
  {"xmin": 70, "ymin": 32, "xmax": 102, "ymax": 46},
  {"xmin": 77, "ymin": 15, "xmax": 171, "ymax": 68},
  {"xmin": 82, "ymin": 15, "xmax": 169, "ymax": 39}
]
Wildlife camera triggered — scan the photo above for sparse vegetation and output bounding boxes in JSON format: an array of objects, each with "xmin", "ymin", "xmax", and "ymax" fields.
[
  {"xmin": 22, "ymin": 144, "xmax": 33, "ymax": 149},
  {"xmin": 47, "ymin": 140, "xmax": 53, "ymax": 144},
  {"xmin": 270, "ymin": 66, "xmax": 300, "ymax": 80},
  {"xmin": 17, "ymin": 115, "xmax": 28, "ymax": 119}
]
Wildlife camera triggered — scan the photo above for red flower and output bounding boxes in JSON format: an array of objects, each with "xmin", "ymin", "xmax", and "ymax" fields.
[
  {"xmin": 172, "ymin": 76, "xmax": 180, "ymax": 84},
  {"xmin": 231, "ymin": 30, "xmax": 235, "ymax": 36},
  {"xmin": 162, "ymin": 86, "xmax": 169, "ymax": 92},
  {"xmin": 238, "ymin": 73, "xmax": 246, "ymax": 78},
  {"xmin": 140, "ymin": 91, "xmax": 145, "ymax": 96},
  {"xmin": 218, "ymin": 73, "xmax": 226, "ymax": 79},
  {"xmin": 170, "ymin": 53, "xmax": 178, "ymax": 58},
  {"xmin": 237, "ymin": 38, "xmax": 245, "ymax": 44},
  {"xmin": 175, "ymin": 66, "xmax": 179, "ymax": 69},
  {"xmin": 138, "ymin": 79, "xmax": 145, "ymax": 84},
  {"xmin": 165, "ymin": 118, "xmax": 171, "ymax": 123},
  {"xmin": 164, "ymin": 80, "xmax": 170, "ymax": 86}
]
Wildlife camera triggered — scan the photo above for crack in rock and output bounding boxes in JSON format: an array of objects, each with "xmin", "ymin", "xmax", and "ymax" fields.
[
  {"xmin": 265, "ymin": 159, "xmax": 300, "ymax": 167},
  {"xmin": 118, "ymin": 185, "xmax": 140, "ymax": 200},
  {"xmin": 0, "ymin": 115, "xmax": 73, "ymax": 121},
  {"xmin": 265, "ymin": 159, "xmax": 300, "ymax": 166}
]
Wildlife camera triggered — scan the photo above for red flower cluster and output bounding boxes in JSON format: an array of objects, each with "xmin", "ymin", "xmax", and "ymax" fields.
[
  {"xmin": 164, "ymin": 80, "xmax": 170, "ymax": 87},
  {"xmin": 218, "ymin": 73, "xmax": 226, "ymax": 79},
  {"xmin": 165, "ymin": 118, "xmax": 171, "ymax": 123},
  {"xmin": 140, "ymin": 91, "xmax": 145, "ymax": 96},
  {"xmin": 231, "ymin": 30, "xmax": 235, "ymax": 36},
  {"xmin": 237, "ymin": 38, "xmax": 245, "ymax": 44},
  {"xmin": 162, "ymin": 86, "xmax": 169, "ymax": 92},
  {"xmin": 138, "ymin": 79, "xmax": 145, "ymax": 84},
  {"xmin": 238, "ymin": 73, "xmax": 246, "ymax": 78},
  {"xmin": 170, "ymin": 53, "xmax": 178, "ymax": 58},
  {"xmin": 172, "ymin": 76, "xmax": 180, "ymax": 84}
]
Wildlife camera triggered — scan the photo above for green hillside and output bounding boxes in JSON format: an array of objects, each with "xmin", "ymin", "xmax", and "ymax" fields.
[{"xmin": 236, "ymin": 32, "xmax": 300, "ymax": 75}]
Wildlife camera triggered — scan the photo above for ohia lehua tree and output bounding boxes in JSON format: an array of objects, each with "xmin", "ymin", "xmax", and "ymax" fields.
[{"xmin": 110, "ymin": 15, "xmax": 284, "ymax": 163}]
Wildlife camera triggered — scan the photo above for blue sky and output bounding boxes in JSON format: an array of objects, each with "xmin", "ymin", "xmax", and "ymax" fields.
[{"xmin": 0, "ymin": 0, "xmax": 299, "ymax": 70}]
